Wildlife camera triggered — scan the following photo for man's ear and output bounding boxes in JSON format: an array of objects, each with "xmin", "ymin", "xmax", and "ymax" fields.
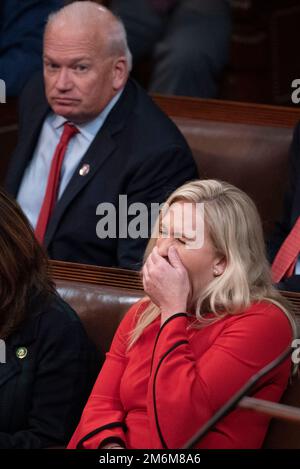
[
  {"xmin": 112, "ymin": 57, "xmax": 128, "ymax": 90},
  {"xmin": 213, "ymin": 256, "xmax": 227, "ymax": 277}
]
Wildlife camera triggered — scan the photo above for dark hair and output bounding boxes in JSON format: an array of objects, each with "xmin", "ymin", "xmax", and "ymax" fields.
[{"xmin": 0, "ymin": 187, "xmax": 54, "ymax": 339}]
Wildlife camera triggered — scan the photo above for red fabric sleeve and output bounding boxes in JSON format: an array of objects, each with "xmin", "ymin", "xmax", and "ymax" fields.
[
  {"xmin": 147, "ymin": 304, "xmax": 293, "ymax": 449},
  {"xmin": 67, "ymin": 300, "xmax": 145, "ymax": 449}
]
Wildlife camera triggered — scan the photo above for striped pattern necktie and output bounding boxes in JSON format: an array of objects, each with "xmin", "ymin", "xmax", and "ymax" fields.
[{"xmin": 271, "ymin": 216, "xmax": 300, "ymax": 282}]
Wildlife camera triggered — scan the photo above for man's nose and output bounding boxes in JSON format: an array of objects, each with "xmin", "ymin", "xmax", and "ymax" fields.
[{"xmin": 55, "ymin": 68, "xmax": 73, "ymax": 91}]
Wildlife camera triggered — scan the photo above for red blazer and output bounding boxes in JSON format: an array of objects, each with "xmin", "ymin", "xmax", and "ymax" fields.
[{"xmin": 68, "ymin": 300, "xmax": 292, "ymax": 449}]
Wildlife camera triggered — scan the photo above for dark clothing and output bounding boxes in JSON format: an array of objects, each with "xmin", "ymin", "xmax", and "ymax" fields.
[
  {"xmin": 0, "ymin": 292, "xmax": 101, "ymax": 448},
  {"xmin": 110, "ymin": 0, "xmax": 232, "ymax": 98},
  {"xmin": 268, "ymin": 122, "xmax": 300, "ymax": 292},
  {"xmin": 5, "ymin": 76, "xmax": 197, "ymax": 270},
  {"xmin": 0, "ymin": 0, "xmax": 64, "ymax": 96},
  {"xmin": 276, "ymin": 276, "xmax": 300, "ymax": 292}
]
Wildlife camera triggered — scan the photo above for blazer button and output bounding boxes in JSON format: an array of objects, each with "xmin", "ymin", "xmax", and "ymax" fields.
[{"xmin": 16, "ymin": 347, "xmax": 28, "ymax": 359}]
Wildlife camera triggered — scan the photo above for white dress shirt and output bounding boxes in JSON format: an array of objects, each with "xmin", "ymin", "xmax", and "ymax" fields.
[{"xmin": 295, "ymin": 257, "xmax": 300, "ymax": 275}]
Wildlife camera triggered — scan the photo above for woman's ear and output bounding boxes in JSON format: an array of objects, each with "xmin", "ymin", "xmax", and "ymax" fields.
[{"xmin": 212, "ymin": 256, "xmax": 227, "ymax": 277}]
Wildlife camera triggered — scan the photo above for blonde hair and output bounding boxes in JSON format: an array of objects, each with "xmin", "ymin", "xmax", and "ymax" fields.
[{"xmin": 129, "ymin": 179, "xmax": 296, "ymax": 347}]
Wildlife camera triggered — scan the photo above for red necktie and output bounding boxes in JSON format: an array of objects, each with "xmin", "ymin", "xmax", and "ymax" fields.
[
  {"xmin": 35, "ymin": 122, "xmax": 79, "ymax": 244},
  {"xmin": 271, "ymin": 216, "xmax": 300, "ymax": 282}
]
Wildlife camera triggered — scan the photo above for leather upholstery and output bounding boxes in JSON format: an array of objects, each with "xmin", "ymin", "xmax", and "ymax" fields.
[
  {"xmin": 173, "ymin": 117, "xmax": 293, "ymax": 235},
  {"xmin": 56, "ymin": 280, "xmax": 143, "ymax": 354}
]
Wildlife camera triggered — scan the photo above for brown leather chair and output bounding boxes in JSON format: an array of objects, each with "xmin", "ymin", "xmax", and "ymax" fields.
[
  {"xmin": 56, "ymin": 280, "xmax": 143, "ymax": 354},
  {"xmin": 173, "ymin": 118, "xmax": 291, "ymax": 236},
  {"xmin": 51, "ymin": 260, "xmax": 144, "ymax": 354}
]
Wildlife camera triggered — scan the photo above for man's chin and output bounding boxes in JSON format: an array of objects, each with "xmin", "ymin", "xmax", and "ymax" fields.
[{"xmin": 51, "ymin": 104, "xmax": 80, "ymax": 122}]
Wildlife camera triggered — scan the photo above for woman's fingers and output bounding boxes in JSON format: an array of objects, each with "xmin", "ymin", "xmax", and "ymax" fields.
[
  {"xmin": 167, "ymin": 245, "xmax": 184, "ymax": 269},
  {"xmin": 142, "ymin": 262, "xmax": 149, "ymax": 288}
]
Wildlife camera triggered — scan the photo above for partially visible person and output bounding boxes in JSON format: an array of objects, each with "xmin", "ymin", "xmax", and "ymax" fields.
[
  {"xmin": 0, "ymin": 187, "xmax": 101, "ymax": 449},
  {"xmin": 5, "ymin": 1, "xmax": 197, "ymax": 270},
  {"xmin": 68, "ymin": 179, "xmax": 295, "ymax": 450},
  {"xmin": 268, "ymin": 122, "xmax": 300, "ymax": 292},
  {"xmin": 0, "ymin": 0, "xmax": 64, "ymax": 97},
  {"xmin": 110, "ymin": 0, "xmax": 232, "ymax": 97}
]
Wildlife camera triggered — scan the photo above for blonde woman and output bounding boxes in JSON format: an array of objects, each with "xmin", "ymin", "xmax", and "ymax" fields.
[{"xmin": 68, "ymin": 180, "xmax": 296, "ymax": 450}]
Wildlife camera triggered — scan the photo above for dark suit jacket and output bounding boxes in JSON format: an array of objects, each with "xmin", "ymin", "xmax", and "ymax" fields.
[
  {"xmin": 5, "ymin": 75, "xmax": 197, "ymax": 269},
  {"xmin": 267, "ymin": 121, "xmax": 300, "ymax": 291},
  {"xmin": 0, "ymin": 0, "xmax": 64, "ymax": 96},
  {"xmin": 0, "ymin": 291, "xmax": 101, "ymax": 449}
]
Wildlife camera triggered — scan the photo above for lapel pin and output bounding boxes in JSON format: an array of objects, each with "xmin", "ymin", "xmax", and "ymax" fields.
[
  {"xmin": 79, "ymin": 164, "xmax": 90, "ymax": 176},
  {"xmin": 16, "ymin": 346, "xmax": 28, "ymax": 360}
]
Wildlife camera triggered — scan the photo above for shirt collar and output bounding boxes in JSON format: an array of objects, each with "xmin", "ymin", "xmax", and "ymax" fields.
[{"xmin": 51, "ymin": 89, "xmax": 123, "ymax": 142}]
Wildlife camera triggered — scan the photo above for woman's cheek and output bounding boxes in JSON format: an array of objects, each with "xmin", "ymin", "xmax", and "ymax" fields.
[{"xmin": 177, "ymin": 248, "xmax": 190, "ymax": 272}]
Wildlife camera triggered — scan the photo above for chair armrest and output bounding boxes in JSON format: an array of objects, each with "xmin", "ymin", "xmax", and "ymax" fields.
[{"xmin": 239, "ymin": 396, "xmax": 300, "ymax": 423}]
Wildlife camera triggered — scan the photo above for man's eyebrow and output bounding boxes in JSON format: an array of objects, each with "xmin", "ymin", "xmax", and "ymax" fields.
[
  {"xmin": 43, "ymin": 55, "xmax": 91, "ymax": 63},
  {"xmin": 70, "ymin": 57, "xmax": 92, "ymax": 63}
]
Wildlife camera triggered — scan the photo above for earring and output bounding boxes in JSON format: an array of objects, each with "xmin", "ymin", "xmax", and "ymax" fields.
[{"xmin": 213, "ymin": 268, "xmax": 219, "ymax": 276}]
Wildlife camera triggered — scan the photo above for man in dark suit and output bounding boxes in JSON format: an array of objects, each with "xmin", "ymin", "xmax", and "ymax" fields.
[
  {"xmin": 5, "ymin": 1, "xmax": 197, "ymax": 270},
  {"xmin": 268, "ymin": 122, "xmax": 300, "ymax": 291}
]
